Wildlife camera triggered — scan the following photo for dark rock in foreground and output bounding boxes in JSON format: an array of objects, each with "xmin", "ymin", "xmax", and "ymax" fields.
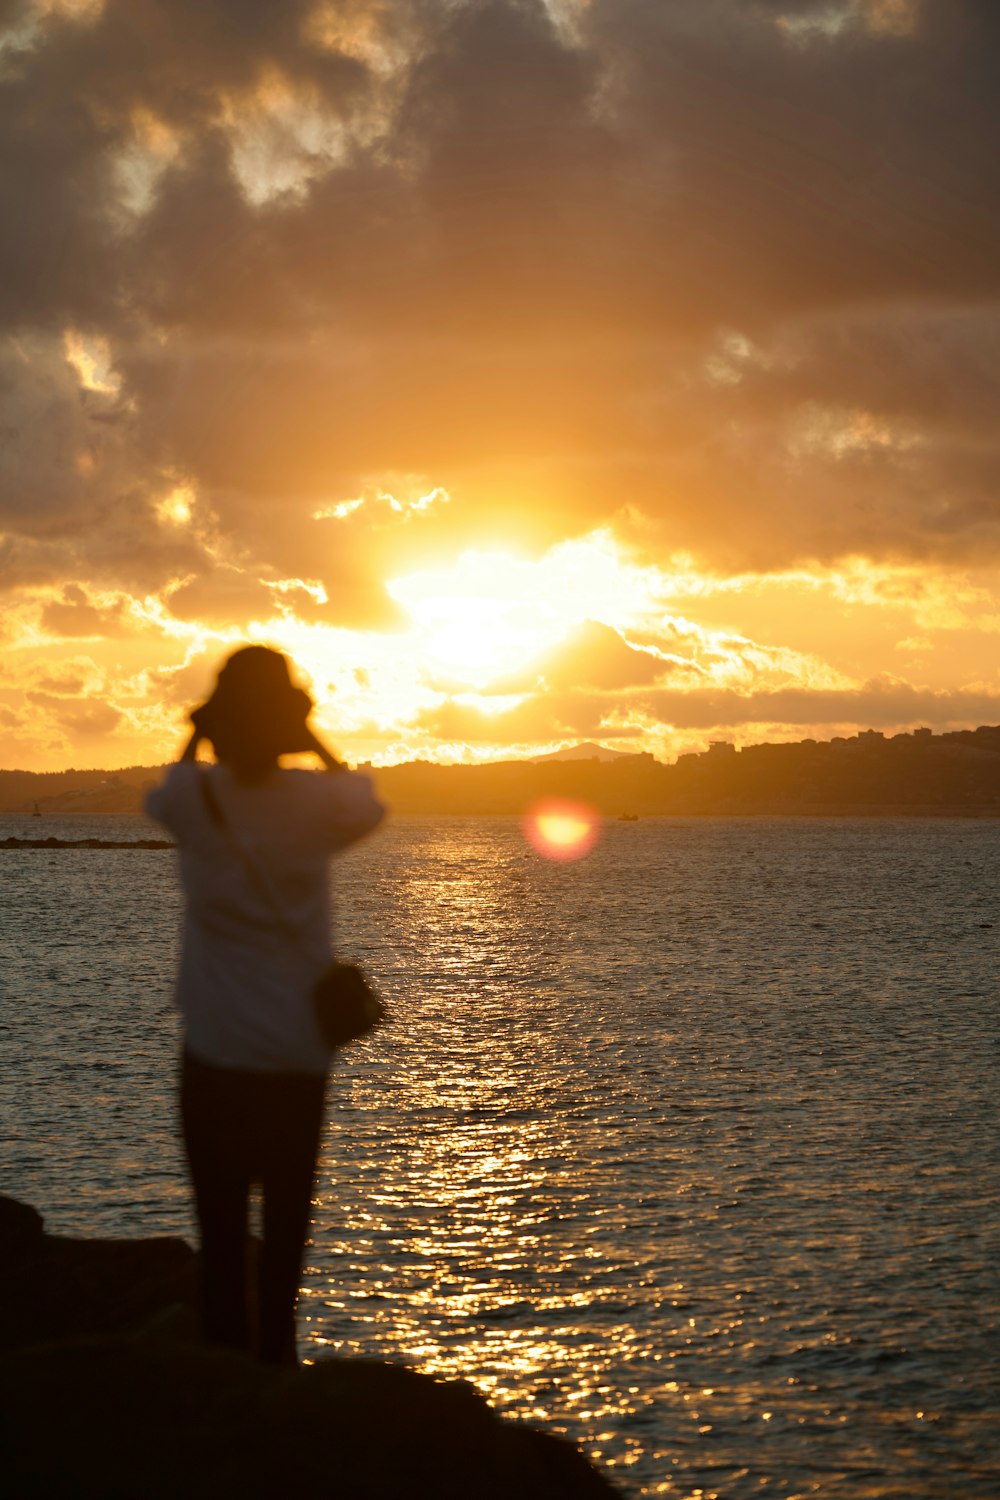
[
  {"xmin": 0, "ymin": 1197, "xmax": 197, "ymax": 1350},
  {"xmin": 0, "ymin": 1198, "xmax": 622, "ymax": 1499}
]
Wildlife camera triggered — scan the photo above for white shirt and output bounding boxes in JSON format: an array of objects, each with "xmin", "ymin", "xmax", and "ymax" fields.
[{"xmin": 145, "ymin": 761, "xmax": 385, "ymax": 1074}]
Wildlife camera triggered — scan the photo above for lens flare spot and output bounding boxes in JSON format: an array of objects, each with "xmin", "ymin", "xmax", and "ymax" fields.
[{"xmin": 523, "ymin": 799, "xmax": 600, "ymax": 861}]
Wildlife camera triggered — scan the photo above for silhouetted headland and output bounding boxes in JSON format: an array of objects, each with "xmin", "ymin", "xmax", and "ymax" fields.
[
  {"xmin": 4, "ymin": 724, "xmax": 1000, "ymax": 818},
  {"xmin": 0, "ymin": 835, "xmax": 173, "ymax": 849},
  {"xmin": 0, "ymin": 1196, "xmax": 621, "ymax": 1499}
]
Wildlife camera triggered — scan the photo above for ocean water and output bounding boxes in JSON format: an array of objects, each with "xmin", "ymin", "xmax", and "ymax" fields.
[{"xmin": 2, "ymin": 812, "xmax": 999, "ymax": 1499}]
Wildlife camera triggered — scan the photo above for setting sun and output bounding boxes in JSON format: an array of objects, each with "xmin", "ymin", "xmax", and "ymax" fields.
[{"xmin": 385, "ymin": 550, "xmax": 571, "ymax": 683}]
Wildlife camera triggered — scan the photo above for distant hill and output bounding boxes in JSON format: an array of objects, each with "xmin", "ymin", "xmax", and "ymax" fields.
[
  {"xmin": 531, "ymin": 741, "xmax": 636, "ymax": 763},
  {"xmin": 3, "ymin": 725, "xmax": 1000, "ymax": 817},
  {"xmin": 0, "ymin": 765, "xmax": 166, "ymax": 818}
]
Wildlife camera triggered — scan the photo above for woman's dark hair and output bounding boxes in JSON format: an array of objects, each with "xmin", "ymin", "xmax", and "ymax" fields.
[{"xmin": 192, "ymin": 646, "xmax": 314, "ymax": 774}]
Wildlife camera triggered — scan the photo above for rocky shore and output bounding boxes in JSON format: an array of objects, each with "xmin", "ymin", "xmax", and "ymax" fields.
[{"xmin": 0, "ymin": 1198, "xmax": 622, "ymax": 1499}]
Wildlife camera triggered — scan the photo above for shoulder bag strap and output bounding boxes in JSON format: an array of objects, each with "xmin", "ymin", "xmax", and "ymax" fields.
[{"xmin": 198, "ymin": 771, "xmax": 299, "ymax": 941}]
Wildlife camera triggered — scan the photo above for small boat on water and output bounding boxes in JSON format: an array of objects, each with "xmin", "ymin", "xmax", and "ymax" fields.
[
  {"xmin": 31, "ymin": 802, "xmax": 41, "ymax": 818},
  {"xmin": 618, "ymin": 812, "xmax": 639, "ymax": 821}
]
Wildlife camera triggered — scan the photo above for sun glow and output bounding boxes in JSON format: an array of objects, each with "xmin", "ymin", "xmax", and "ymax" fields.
[
  {"xmin": 386, "ymin": 551, "xmax": 568, "ymax": 682},
  {"xmin": 156, "ymin": 485, "xmax": 194, "ymax": 527},
  {"xmin": 385, "ymin": 535, "xmax": 659, "ymax": 686}
]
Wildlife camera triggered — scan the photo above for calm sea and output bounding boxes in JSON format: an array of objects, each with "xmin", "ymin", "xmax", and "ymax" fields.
[{"xmin": 2, "ymin": 812, "xmax": 999, "ymax": 1499}]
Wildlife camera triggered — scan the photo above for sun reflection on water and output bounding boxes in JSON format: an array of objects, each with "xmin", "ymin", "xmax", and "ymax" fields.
[{"xmin": 292, "ymin": 816, "xmax": 999, "ymax": 1498}]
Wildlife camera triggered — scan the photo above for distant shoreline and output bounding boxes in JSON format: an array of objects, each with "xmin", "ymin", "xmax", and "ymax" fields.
[
  {"xmin": 4, "ymin": 723, "xmax": 1000, "ymax": 820},
  {"xmin": 4, "ymin": 807, "xmax": 1000, "ymax": 851},
  {"xmin": 0, "ymin": 835, "xmax": 175, "ymax": 849}
]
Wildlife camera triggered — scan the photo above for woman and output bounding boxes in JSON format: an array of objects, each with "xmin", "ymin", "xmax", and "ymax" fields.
[{"xmin": 146, "ymin": 645, "xmax": 385, "ymax": 1364}]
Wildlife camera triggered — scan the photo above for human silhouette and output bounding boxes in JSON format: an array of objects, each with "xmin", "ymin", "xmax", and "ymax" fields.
[{"xmin": 146, "ymin": 645, "xmax": 384, "ymax": 1364}]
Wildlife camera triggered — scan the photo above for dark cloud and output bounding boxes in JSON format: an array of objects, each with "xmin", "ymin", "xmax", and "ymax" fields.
[
  {"xmin": 412, "ymin": 690, "xmax": 611, "ymax": 746},
  {"xmin": 0, "ymin": 337, "xmax": 118, "ymax": 529},
  {"xmin": 491, "ymin": 619, "xmax": 671, "ymax": 693},
  {"xmin": 26, "ymin": 689, "xmax": 123, "ymax": 735},
  {"xmin": 144, "ymin": 650, "xmax": 223, "ymax": 714},
  {"xmin": 587, "ymin": 0, "xmax": 1000, "ymax": 317},
  {"xmin": 40, "ymin": 584, "xmax": 127, "ymax": 638},
  {"xmin": 164, "ymin": 566, "xmax": 276, "ymax": 624},
  {"xmin": 33, "ymin": 668, "xmax": 90, "ymax": 694},
  {"xmin": 634, "ymin": 678, "xmax": 1000, "ymax": 731},
  {"xmin": 56, "ymin": 700, "xmax": 125, "ymax": 736}
]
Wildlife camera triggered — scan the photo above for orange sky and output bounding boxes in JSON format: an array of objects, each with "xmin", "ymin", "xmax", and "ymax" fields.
[{"xmin": 3, "ymin": 0, "xmax": 1000, "ymax": 771}]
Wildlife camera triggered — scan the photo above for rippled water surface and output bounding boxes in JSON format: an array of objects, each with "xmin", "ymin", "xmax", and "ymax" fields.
[{"xmin": 3, "ymin": 813, "xmax": 999, "ymax": 1498}]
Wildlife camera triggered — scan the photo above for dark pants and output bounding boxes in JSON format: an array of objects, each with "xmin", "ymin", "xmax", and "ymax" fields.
[{"xmin": 180, "ymin": 1049, "xmax": 326, "ymax": 1365}]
